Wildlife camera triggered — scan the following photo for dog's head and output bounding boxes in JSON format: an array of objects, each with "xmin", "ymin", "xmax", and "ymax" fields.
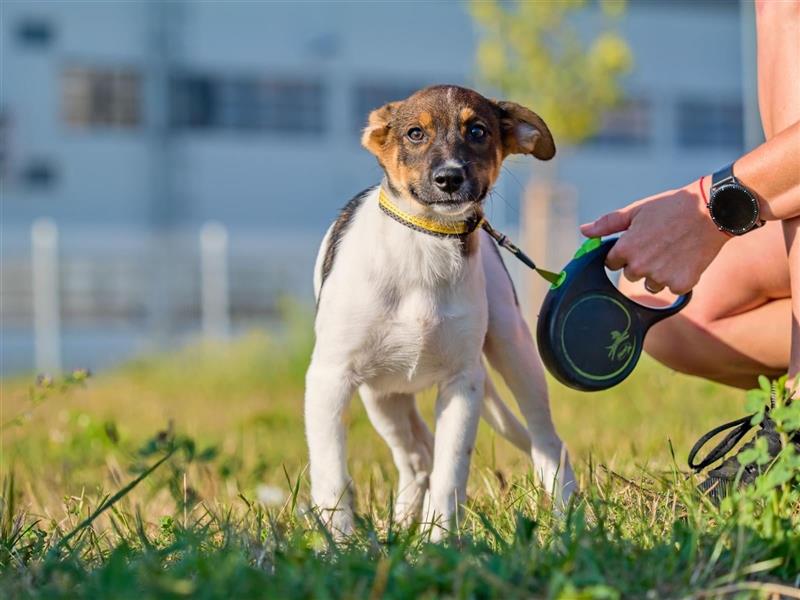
[{"xmin": 362, "ymin": 85, "xmax": 555, "ymax": 217}]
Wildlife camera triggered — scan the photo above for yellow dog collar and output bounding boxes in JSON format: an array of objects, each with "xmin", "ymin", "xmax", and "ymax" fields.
[
  {"xmin": 378, "ymin": 187, "xmax": 483, "ymax": 237},
  {"xmin": 377, "ymin": 187, "xmax": 562, "ymax": 284}
]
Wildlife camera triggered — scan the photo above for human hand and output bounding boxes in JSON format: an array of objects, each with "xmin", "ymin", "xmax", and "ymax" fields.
[{"xmin": 579, "ymin": 178, "xmax": 730, "ymax": 295}]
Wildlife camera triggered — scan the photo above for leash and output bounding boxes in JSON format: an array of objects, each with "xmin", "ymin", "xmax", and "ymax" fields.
[
  {"xmin": 687, "ymin": 414, "xmax": 756, "ymax": 471},
  {"xmin": 378, "ymin": 187, "xmax": 562, "ymax": 285},
  {"xmin": 536, "ymin": 237, "xmax": 692, "ymax": 391},
  {"xmin": 480, "ymin": 221, "xmax": 563, "ymax": 285},
  {"xmin": 687, "ymin": 388, "xmax": 778, "ymax": 471},
  {"xmin": 378, "ymin": 187, "xmax": 692, "ymax": 392}
]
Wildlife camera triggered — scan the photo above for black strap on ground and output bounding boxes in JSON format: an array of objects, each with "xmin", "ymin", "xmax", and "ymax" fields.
[
  {"xmin": 688, "ymin": 389, "xmax": 783, "ymax": 471},
  {"xmin": 687, "ymin": 414, "xmax": 755, "ymax": 471}
]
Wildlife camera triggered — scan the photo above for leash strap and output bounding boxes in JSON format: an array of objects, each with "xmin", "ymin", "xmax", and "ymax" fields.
[
  {"xmin": 687, "ymin": 414, "xmax": 754, "ymax": 471},
  {"xmin": 687, "ymin": 388, "xmax": 779, "ymax": 471},
  {"xmin": 481, "ymin": 221, "xmax": 563, "ymax": 285}
]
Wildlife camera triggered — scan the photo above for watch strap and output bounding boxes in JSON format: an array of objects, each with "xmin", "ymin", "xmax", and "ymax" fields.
[
  {"xmin": 711, "ymin": 162, "xmax": 736, "ymax": 188},
  {"xmin": 708, "ymin": 162, "xmax": 764, "ymax": 235}
]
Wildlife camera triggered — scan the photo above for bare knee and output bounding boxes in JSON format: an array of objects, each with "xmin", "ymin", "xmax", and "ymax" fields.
[
  {"xmin": 644, "ymin": 317, "xmax": 709, "ymax": 377},
  {"xmin": 618, "ymin": 278, "xmax": 722, "ymax": 378}
]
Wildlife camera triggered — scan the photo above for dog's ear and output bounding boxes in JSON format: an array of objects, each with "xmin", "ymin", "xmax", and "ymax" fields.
[
  {"xmin": 494, "ymin": 101, "xmax": 556, "ymax": 160},
  {"xmin": 361, "ymin": 101, "xmax": 401, "ymax": 156}
]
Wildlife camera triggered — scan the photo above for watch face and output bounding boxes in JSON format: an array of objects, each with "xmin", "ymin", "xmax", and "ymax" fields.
[{"xmin": 709, "ymin": 183, "xmax": 759, "ymax": 234}]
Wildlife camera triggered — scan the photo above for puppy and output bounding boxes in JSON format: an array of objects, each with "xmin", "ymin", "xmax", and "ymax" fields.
[{"xmin": 306, "ymin": 85, "xmax": 576, "ymax": 539}]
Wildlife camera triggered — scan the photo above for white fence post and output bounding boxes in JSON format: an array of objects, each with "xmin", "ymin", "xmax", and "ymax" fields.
[
  {"xmin": 200, "ymin": 221, "xmax": 230, "ymax": 341},
  {"xmin": 32, "ymin": 218, "xmax": 61, "ymax": 374}
]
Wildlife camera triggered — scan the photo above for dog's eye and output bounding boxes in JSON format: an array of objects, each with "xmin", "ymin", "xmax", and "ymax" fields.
[
  {"xmin": 469, "ymin": 124, "xmax": 487, "ymax": 141},
  {"xmin": 407, "ymin": 127, "xmax": 425, "ymax": 142}
]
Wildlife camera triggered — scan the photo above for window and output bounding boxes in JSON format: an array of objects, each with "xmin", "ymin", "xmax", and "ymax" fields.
[
  {"xmin": 21, "ymin": 159, "xmax": 57, "ymax": 188},
  {"xmin": 171, "ymin": 75, "xmax": 325, "ymax": 134},
  {"xmin": 217, "ymin": 80, "xmax": 261, "ymax": 130},
  {"xmin": 170, "ymin": 77, "xmax": 215, "ymax": 128},
  {"xmin": 16, "ymin": 18, "xmax": 54, "ymax": 48},
  {"xmin": 352, "ymin": 83, "xmax": 424, "ymax": 133},
  {"xmin": 63, "ymin": 67, "xmax": 141, "ymax": 128},
  {"xmin": 260, "ymin": 80, "xmax": 325, "ymax": 133},
  {"xmin": 676, "ymin": 98, "xmax": 743, "ymax": 149},
  {"xmin": 588, "ymin": 98, "xmax": 651, "ymax": 146}
]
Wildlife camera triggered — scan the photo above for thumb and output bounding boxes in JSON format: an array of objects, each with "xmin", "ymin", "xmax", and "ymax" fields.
[{"xmin": 580, "ymin": 206, "xmax": 636, "ymax": 238}]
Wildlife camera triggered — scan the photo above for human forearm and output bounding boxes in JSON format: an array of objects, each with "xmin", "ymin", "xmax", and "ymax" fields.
[
  {"xmin": 578, "ymin": 121, "xmax": 799, "ymax": 294},
  {"xmin": 734, "ymin": 120, "xmax": 800, "ymax": 221},
  {"xmin": 755, "ymin": 0, "xmax": 800, "ymax": 139}
]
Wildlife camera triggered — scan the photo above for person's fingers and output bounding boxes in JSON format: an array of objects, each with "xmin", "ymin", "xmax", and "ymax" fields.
[
  {"xmin": 668, "ymin": 278, "xmax": 694, "ymax": 296},
  {"xmin": 644, "ymin": 278, "xmax": 665, "ymax": 294},
  {"xmin": 622, "ymin": 264, "xmax": 644, "ymax": 283},
  {"xmin": 579, "ymin": 207, "xmax": 634, "ymax": 237},
  {"xmin": 605, "ymin": 252, "xmax": 626, "ymax": 271},
  {"xmin": 605, "ymin": 240, "xmax": 628, "ymax": 271}
]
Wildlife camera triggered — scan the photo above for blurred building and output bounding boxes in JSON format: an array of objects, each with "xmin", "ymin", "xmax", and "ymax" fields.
[{"xmin": 1, "ymin": 0, "xmax": 750, "ymax": 373}]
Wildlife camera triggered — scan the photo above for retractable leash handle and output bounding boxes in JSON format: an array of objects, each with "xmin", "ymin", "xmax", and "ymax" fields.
[
  {"xmin": 535, "ymin": 237, "xmax": 691, "ymax": 392},
  {"xmin": 483, "ymin": 221, "xmax": 691, "ymax": 391}
]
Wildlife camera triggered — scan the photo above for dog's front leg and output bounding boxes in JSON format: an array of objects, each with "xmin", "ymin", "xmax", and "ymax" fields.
[
  {"xmin": 359, "ymin": 388, "xmax": 433, "ymax": 527},
  {"xmin": 482, "ymin": 233, "xmax": 577, "ymax": 505},
  {"xmin": 484, "ymin": 308, "xmax": 577, "ymax": 505},
  {"xmin": 305, "ymin": 361, "xmax": 356, "ymax": 538},
  {"xmin": 424, "ymin": 365, "xmax": 484, "ymax": 541}
]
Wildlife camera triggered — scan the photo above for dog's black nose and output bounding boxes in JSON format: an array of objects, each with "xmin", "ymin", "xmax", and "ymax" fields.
[{"xmin": 433, "ymin": 166, "xmax": 465, "ymax": 193}]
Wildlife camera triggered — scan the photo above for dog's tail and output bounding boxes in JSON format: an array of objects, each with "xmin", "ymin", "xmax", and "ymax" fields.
[{"xmin": 481, "ymin": 374, "xmax": 531, "ymax": 454}]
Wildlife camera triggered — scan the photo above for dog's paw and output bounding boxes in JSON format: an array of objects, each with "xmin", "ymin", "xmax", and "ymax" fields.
[
  {"xmin": 531, "ymin": 445, "xmax": 577, "ymax": 506},
  {"xmin": 312, "ymin": 504, "xmax": 354, "ymax": 540},
  {"xmin": 393, "ymin": 504, "xmax": 420, "ymax": 529},
  {"xmin": 310, "ymin": 481, "xmax": 355, "ymax": 539},
  {"xmin": 427, "ymin": 522, "xmax": 448, "ymax": 543},
  {"xmin": 392, "ymin": 479, "xmax": 427, "ymax": 528},
  {"xmin": 419, "ymin": 514, "xmax": 452, "ymax": 544},
  {"xmin": 555, "ymin": 476, "xmax": 578, "ymax": 506},
  {"xmin": 420, "ymin": 495, "xmax": 459, "ymax": 543}
]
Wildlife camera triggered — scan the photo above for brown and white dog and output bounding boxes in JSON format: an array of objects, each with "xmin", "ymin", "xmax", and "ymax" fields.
[{"xmin": 306, "ymin": 85, "xmax": 575, "ymax": 539}]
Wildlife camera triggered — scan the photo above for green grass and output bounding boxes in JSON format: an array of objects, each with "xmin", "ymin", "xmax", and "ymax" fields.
[{"xmin": 1, "ymin": 319, "xmax": 799, "ymax": 599}]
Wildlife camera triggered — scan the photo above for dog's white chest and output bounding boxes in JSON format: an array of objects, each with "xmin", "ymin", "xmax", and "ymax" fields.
[
  {"xmin": 393, "ymin": 289, "xmax": 446, "ymax": 360},
  {"xmin": 363, "ymin": 286, "xmax": 482, "ymax": 392}
]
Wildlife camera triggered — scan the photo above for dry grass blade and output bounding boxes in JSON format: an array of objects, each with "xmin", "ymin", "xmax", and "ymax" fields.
[
  {"xmin": 692, "ymin": 581, "xmax": 800, "ymax": 599},
  {"xmin": 53, "ymin": 447, "xmax": 177, "ymax": 552}
]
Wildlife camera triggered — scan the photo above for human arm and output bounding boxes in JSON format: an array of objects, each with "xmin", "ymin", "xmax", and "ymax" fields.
[
  {"xmin": 579, "ymin": 120, "xmax": 799, "ymax": 294},
  {"xmin": 735, "ymin": 120, "xmax": 800, "ymax": 221},
  {"xmin": 579, "ymin": 0, "xmax": 800, "ymax": 295}
]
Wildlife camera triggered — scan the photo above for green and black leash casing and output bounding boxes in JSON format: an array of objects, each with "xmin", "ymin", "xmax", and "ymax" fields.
[{"xmin": 535, "ymin": 237, "xmax": 691, "ymax": 391}]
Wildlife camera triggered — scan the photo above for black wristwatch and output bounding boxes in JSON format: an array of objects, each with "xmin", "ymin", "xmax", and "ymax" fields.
[{"xmin": 707, "ymin": 163, "xmax": 764, "ymax": 236}]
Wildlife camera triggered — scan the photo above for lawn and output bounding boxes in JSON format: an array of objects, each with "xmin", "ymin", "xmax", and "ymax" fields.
[{"xmin": 1, "ymin": 316, "xmax": 799, "ymax": 599}]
